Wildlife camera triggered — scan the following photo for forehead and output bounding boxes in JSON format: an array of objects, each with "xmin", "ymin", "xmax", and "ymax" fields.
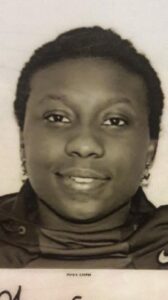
[{"xmin": 29, "ymin": 57, "xmax": 148, "ymax": 110}]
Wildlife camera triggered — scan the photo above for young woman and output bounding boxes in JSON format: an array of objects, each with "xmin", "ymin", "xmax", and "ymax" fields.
[{"xmin": 0, "ymin": 26, "xmax": 168, "ymax": 269}]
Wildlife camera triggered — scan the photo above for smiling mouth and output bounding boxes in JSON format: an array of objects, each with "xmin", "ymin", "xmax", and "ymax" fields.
[{"xmin": 55, "ymin": 169, "xmax": 111, "ymax": 191}]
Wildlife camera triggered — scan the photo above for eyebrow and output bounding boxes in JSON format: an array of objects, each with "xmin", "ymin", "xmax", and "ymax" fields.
[
  {"xmin": 39, "ymin": 93, "xmax": 79, "ymax": 112},
  {"xmin": 40, "ymin": 93, "xmax": 134, "ymax": 108},
  {"xmin": 98, "ymin": 96, "xmax": 134, "ymax": 111},
  {"xmin": 39, "ymin": 94, "xmax": 68, "ymax": 104}
]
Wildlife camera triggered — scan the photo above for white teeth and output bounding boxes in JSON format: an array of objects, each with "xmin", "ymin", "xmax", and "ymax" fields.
[{"xmin": 71, "ymin": 176, "xmax": 94, "ymax": 183}]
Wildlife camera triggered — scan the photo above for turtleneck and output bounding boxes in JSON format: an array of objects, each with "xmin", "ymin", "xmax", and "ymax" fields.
[{"xmin": 36, "ymin": 199, "xmax": 134, "ymax": 262}]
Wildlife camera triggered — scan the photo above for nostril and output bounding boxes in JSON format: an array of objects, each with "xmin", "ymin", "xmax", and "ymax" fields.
[
  {"xmin": 72, "ymin": 151, "xmax": 100, "ymax": 158},
  {"xmin": 68, "ymin": 150, "xmax": 103, "ymax": 159},
  {"xmin": 71, "ymin": 151, "xmax": 81, "ymax": 157}
]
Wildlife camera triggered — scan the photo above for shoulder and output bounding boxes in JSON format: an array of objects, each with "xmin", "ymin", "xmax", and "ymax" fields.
[
  {"xmin": 0, "ymin": 192, "xmax": 18, "ymax": 211},
  {"xmin": 130, "ymin": 204, "xmax": 168, "ymax": 269},
  {"xmin": 0, "ymin": 189, "xmax": 39, "ymax": 267}
]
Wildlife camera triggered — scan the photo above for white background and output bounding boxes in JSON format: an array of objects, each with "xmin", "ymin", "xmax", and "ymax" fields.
[
  {"xmin": 0, "ymin": 0, "xmax": 168, "ymax": 205},
  {"xmin": 0, "ymin": 269, "xmax": 167, "ymax": 300}
]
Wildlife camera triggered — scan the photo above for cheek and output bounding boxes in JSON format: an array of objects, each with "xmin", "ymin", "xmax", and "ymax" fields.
[
  {"xmin": 24, "ymin": 129, "xmax": 66, "ymax": 169},
  {"xmin": 106, "ymin": 137, "xmax": 148, "ymax": 177}
]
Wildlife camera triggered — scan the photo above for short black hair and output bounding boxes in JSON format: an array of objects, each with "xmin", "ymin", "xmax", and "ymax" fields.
[{"xmin": 14, "ymin": 26, "xmax": 164, "ymax": 139}]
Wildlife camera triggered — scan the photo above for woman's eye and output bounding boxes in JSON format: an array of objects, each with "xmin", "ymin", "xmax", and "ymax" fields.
[
  {"xmin": 103, "ymin": 117, "xmax": 128, "ymax": 127},
  {"xmin": 44, "ymin": 113, "xmax": 70, "ymax": 124}
]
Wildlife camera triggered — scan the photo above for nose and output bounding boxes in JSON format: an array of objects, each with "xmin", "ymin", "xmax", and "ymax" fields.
[{"xmin": 65, "ymin": 129, "xmax": 104, "ymax": 158}]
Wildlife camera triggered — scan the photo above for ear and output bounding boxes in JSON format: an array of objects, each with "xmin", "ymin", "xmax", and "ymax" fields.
[{"xmin": 146, "ymin": 139, "xmax": 158, "ymax": 165}]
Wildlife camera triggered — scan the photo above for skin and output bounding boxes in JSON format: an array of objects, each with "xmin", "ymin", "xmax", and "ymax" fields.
[{"xmin": 22, "ymin": 58, "xmax": 156, "ymax": 227}]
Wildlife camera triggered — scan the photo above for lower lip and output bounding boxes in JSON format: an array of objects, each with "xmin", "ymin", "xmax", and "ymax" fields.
[{"xmin": 56, "ymin": 175, "xmax": 109, "ymax": 192}]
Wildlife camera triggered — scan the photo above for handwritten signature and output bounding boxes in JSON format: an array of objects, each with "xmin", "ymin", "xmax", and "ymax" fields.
[
  {"xmin": 0, "ymin": 286, "xmax": 21, "ymax": 300},
  {"xmin": 0, "ymin": 286, "xmax": 83, "ymax": 300}
]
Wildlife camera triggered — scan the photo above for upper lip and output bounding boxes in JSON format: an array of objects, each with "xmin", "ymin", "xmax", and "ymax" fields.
[{"xmin": 56, "ymin": 168, "xmax": 111, "ymax": 180}]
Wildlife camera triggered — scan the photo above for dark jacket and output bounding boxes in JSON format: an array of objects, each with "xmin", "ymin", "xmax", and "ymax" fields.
[{"xmin": 0, "ymin": 181, "xmax": 168, "ymax": 269}]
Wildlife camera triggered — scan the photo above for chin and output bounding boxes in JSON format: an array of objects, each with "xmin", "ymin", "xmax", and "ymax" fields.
[
  {"xmin": 67, "ymin": 216, "xmax": 99, "ymax": 224},
  {"xmin": 62, "ymin": 209, "xmax": 103, "ymax": 223}
]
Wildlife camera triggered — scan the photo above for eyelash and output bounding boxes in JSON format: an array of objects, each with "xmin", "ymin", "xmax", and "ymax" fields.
[
  {"xmin": 44, "ymin": 112, "xmax": 71, "ymax": 124},
  {"xmin": 102, "ymin": 117, "xmax": 129, "ymax": 127},
  {"xmin": 43, "ymin": 113, "xmax": 129, "ymax": 129}
]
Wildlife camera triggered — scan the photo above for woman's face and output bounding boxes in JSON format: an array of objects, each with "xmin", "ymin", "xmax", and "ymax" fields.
[{"xmin": 23, "ymin": 58, "xmax": 156, "ymax": 222}]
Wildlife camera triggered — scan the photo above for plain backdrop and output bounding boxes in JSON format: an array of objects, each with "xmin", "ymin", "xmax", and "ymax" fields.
[{"xmin": 0, "ymin": 0, "xmax": 168, "ymax": 206}]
